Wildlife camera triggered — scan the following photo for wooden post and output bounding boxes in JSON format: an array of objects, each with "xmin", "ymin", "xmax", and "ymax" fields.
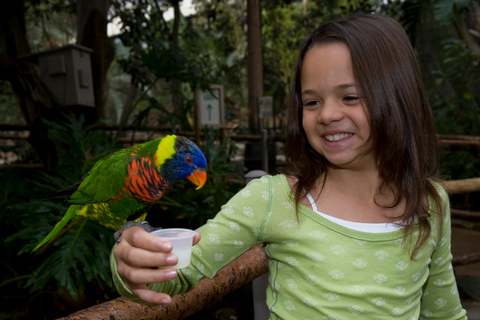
[{"xmin": 194, "ymin": 88, "xmax": 201, "ymax": 145}]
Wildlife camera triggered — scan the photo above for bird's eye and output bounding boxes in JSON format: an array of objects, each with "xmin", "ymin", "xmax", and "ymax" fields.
[{"xmin": 185, "ymin": 155, "xmax": 193, "ymax": 164}]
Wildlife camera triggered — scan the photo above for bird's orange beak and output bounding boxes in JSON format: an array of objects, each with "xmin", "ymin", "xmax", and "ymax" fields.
[{"xmin": 187, "ymin": 169, "xmax": 207, "ymax": 190}]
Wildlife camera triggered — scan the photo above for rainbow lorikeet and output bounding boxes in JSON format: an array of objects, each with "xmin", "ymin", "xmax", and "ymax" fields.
[{"xmin": 32, "ymin": 135, "xmax": 207, "ymax": 253}]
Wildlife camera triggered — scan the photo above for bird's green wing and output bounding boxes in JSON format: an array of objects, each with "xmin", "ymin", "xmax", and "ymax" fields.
[{"xmin": 68, "ymin": 149, "xmax": 131, "ymax": 205}]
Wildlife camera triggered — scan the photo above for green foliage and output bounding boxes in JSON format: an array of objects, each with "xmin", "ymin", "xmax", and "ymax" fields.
[
  {"xmin": 440, "ymin": 149, "xmax": 480, "ymax": 180},
  {"xmin": 0, "ymin": 81, "xmax": 24, "ymax": 124},
  {"xmin": 430, "ymin": 38, "xmax": 480, "ymax": 135},
  {"xmin": 184, "ymin": 1, "xmax": 248, "ymax": 119},
  {"xmin": 110, "ymin": 0, "xmax": 250, "ymax": 130},
  {"xmin": 141, "ymin": 50, "xmax": 195, "ymax": 83},
  {"xmin": 12, "ymin": 215, "xmax": 114, "ymax": 298},
  {"xmin": 43, "ymin": 114, "xmax": 122, "ymax": 175},
  {"xmin": 262, "ymin": 3, "xmax": 306, "ymax": 118},
  {"xmin": 3, "ymin": 114, "xmax": 122, "ymax": 299},
  {"xmin": 24, "ymin": 0, "xmax": 76, "ymax": 52},
  {"xmin": 433, "ymin": 0, "xmax": 473, "ymax": 23}
]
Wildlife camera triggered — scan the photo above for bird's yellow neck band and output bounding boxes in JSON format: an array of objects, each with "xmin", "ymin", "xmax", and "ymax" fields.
[{"xmin": 155, "ymin": 135, "xmax": 177, "ymax": 167}]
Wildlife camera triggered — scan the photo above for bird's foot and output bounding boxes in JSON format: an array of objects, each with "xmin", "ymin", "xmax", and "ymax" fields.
[{"xmin": 114, "ymin": 220, "xmax": 161, "ymax": 243}]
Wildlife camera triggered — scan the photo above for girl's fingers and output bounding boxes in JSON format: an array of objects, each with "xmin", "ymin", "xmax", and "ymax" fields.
[
  {"xmin": 193, "ymin": 232, "xmax": 201, "ymax": 246},
  {"xmin": 114, "ymin": 227, "xmax": 179, "ymax": 268},
  {"xmin": 122, "ymin": 227, "xmax": 173, "ymax": 253},
  {"xmin": 119, "ymin": 264, "xmax": 178, "ymax": 285},
  {"xmin": 130, "ymin": 285, "xmax": 174, "ymax": 305},
  {"xmin": 116, "ymin": 244, "xmax": 178, "ymax": 268}
]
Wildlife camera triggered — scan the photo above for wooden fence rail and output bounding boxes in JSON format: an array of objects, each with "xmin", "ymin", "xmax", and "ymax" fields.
[{"xmin": 443, "ymin": 177, "xmax": 480, "ymax": 195}]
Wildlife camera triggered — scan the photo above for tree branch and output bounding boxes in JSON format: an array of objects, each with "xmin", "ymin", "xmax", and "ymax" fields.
[{"xmin": 453, "ymin": 4, "xmax": 480, "ymax": 55}]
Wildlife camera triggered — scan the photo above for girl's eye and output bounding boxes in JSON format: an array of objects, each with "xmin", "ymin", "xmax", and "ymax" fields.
[
  {"xmin": 185, "ymin": 156, "xmax": 193, "ymax": 164},
  {"xmin": 302, "ymin": 100, "xmax": 320, "ymax": 108},
  {"xmin": 344, "ymin": 96, "xmax": 360, "ymax": 104}
]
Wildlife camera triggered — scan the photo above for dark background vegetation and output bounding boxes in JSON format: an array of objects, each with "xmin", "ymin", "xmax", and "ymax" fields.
[{"xmin": 1, "ymin": 0, "xmax": 480, "ymax": 319}]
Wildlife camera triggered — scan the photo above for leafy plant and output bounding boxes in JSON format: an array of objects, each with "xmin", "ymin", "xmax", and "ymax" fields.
[
  {"xmin": 433, "ymin": 0, "xmax": 473, "ymax": 23},
  {"xmin": 4, "ymin": 114, "xmax": 122, "ymax": 299},
  {"xmin": 428, "ymin": 38, "xmax": 480, "ymax": 184}
]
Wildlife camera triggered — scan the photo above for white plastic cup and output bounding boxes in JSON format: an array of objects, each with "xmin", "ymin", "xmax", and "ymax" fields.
[{"xmin": 151, "ymin": 228, "xmax": 196, "ymax": 269}]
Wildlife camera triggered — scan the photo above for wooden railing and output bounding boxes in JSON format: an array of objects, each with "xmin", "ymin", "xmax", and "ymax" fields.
[{"xmin": 59, "ymin": 245, "xmax": 269, "ymax": 320}]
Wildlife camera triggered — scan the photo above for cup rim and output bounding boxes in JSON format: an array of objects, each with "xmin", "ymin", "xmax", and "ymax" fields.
[{"xmin": 151, "ymin": 228, "xmax": 195, "ymax": 240}]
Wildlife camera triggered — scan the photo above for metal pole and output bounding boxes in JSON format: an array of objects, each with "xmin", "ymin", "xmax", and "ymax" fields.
[{"xmin": 261, "ymin": 129, "xmax": 268, "ymax": 172}]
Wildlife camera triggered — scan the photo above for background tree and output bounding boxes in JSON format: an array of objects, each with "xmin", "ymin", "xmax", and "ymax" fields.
[
  {"xmin": 0, "ymin": 1, "xmax": 57, "ymax": 168},
  {"xmin": 76, "ymin": 0, "xmax": 115, "ymax": 121},
  {"xmin": 247, "ymin": 0, "xmax": 263, "ymax": 133}
]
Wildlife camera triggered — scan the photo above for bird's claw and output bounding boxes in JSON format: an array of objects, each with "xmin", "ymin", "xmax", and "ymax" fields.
[{"xmin": 114, "ymin": 220, "xmax": 161, "ymax": 243}]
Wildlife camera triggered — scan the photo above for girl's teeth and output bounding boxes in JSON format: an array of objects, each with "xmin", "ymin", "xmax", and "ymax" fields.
[{"xmin": 325, "ymin": 133, "xmax": 352, "ymax": 142}]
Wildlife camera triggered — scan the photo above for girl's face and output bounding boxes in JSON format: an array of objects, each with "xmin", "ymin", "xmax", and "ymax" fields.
[{"xmin": 301, "ymin": 42, "xmax": 374, "ymax": 171}]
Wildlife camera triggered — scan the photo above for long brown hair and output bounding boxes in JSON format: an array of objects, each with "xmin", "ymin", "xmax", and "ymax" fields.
[{"xmin": 285, "ymin": 14, "xmax": 443, "ymax": 257}]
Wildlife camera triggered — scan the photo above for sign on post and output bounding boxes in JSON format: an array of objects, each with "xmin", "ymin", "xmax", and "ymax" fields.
[
  {"xmin": 258, "ymin": 96, "xmax": 273, "ymax": 118},
  {"xmin": 258, "ymin": 96, "xmax": 274, "ymax": 129},
  {"xmin": 196, "ymin": 84, "xmax": 224, "ymax": 127}
]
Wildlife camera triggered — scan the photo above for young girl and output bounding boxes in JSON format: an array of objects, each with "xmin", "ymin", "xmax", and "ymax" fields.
[{"xmin": 111, "ymin": 14, "xmax": 467, "ymax": 319}]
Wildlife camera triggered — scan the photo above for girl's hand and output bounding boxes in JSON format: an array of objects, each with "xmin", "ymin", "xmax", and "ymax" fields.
[{"xmin": 113, "ymin": 226, "xmax": 201, "ymax": 305}]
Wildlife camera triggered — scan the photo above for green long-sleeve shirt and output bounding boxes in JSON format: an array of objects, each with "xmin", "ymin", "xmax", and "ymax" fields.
[{"xmin": 111, "ymin": 174, "xmax": 467, "ymax": 319}]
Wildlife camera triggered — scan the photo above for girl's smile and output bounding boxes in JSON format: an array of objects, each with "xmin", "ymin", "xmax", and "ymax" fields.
[
  {"xmin": 323, "ymin": 132, "xmax": 353, "ymax": 142},
  {"xmin": 301, "ymin": 42, "xmax": 373, "ymax": 170}
]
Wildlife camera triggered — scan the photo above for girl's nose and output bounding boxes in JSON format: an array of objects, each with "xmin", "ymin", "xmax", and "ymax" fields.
[{"xmin": 318, "ymin": 100, "xmax": 343, "ymax": 125}]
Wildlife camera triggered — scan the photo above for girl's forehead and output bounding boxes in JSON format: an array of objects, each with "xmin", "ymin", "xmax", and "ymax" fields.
[{"xmin": 301, "ymin": 43, "xmax": 356, "ymax": 90}]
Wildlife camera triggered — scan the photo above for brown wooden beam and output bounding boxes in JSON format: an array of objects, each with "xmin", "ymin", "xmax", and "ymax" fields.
[
  {"xmin": 0, "ymin": 163, "xmax": 44, "ymax": 170},
  {"xmin": 439, "ymin": 139, "xmax": 480, "ymax": 152},
  {"xmin": 442, "ymin": 178, "xmax": 480, "ymax": 195},
  {"xmin": 451, "ymin": 208, "xmax": 480, "ymax": 221},
  {"xmin": 452, "ymin": 253, "xmax": 480, "ymax": 266}
]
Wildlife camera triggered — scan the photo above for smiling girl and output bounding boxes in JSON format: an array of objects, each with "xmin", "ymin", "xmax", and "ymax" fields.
[{"xmin": 111, "ymin": 14, "xmax": 467, "ymax": 319}]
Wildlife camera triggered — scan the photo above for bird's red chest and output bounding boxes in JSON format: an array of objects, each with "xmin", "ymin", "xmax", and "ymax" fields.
[{"xmin": 123, "ymin": 157, "xmax": 168, "ymax": 203}]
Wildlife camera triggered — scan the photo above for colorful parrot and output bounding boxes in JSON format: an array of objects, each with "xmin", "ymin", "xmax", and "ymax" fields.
[{"xmin": 32, "ymin": 135, "xmax": 207, "ymax": 253}]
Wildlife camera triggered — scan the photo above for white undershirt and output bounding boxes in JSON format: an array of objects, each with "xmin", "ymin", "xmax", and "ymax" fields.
[{"xmin": 306, "ymin": 193, "xmax": 404, "ymax": 233}]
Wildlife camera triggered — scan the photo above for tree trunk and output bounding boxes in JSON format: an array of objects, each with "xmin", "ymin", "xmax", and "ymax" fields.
[
  {"xmin": 453, "ymin": 4, "xmax": 480, "ymax": 55},
  {"xmin": 119, "ymin": 78, "xmax": 139, "ymax": 128},
  {"xmin": 0, "ymin": 0, "xmax": 46, "ymax": 124},
  {"xmin": 417, "ymin": 3, "xmax": 458, "ymax": 102},
  {"xmin": 0, "ymin": 0, "xmax": 59, "ymax": 169},
  {"xmin": 169, "ymin": 0, "xmax": 187, "ymax": 130},
  {"xmin": 76, "ymin": 0, "xmax": 115, "ymax": 123},
  {"xmin": 247, "ymin": 0, "xmax": 263, "ymax": 134}
]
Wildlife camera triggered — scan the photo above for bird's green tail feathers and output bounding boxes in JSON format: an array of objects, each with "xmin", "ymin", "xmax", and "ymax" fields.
[{"xmin": 32, "ymin": 206, "xmax": 79, "ymax": 253}]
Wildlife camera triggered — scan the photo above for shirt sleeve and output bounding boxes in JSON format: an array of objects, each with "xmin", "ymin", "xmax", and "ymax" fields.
[
  {"xmin": 110, "ymin": 175, "xmax": 273, "ymax": 305},
  {"xmin": 419, "ymin": 187, "xmax": 467, "ymax": 319}
]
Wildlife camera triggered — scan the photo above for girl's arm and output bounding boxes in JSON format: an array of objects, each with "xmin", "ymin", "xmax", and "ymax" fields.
[
  {"xmin": 111, "ymin": 175, "xmax": 273, "ymax": 305},
  {"xmin": 419, "ymin": 191, "xmax": 467, "ymax": 319}
]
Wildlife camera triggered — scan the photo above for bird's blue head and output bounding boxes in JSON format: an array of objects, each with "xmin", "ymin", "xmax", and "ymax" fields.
[{"xmin": 157, "ymin": 135, "xmax": 207, "ymax": 188}]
